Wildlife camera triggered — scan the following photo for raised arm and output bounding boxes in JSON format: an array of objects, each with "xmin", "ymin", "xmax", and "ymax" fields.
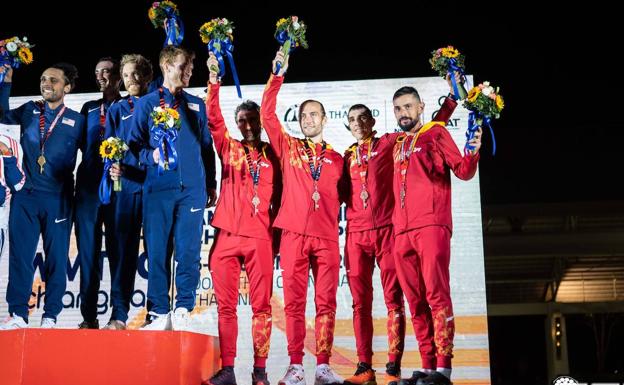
[
  {"xmin": 206, "ymin": 52, "xmax": 230, "ymax": 158},
  {"xmin": 0, "ymin": 67, "xmax": 27, "ymax": 125},
  {"xmin": 259, "ymin": 49, "xmax": 292, "ymax": 159},
  {"xmin": 437, "ymin": 126, "xmax": 481, "ymax": 181}
]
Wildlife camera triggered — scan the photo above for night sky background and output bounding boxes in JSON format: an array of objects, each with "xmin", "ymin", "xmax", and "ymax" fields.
[{"xmin": 2, "ymin": 0, "xmax": 619, "ymax": 205}]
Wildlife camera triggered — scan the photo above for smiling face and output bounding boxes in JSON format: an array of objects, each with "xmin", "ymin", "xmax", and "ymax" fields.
[
  {"xmin": 95, "ymin": 60, "xmax": 120, "ymax": 93},
  {"xmin": 164, "ymin": 53, "xmax": 193, "ymax": 89},
  {"xmin": 40, "ymin": 68, "xmax": 70, "ymax": 104},
  {"xmin": 299, "ymin": 100, "xmax": 326, "ymax": 140},
  {"xmin": 393, "ymin": 93, "xmax": 424, "ymax": 132},
  {"xmin": 121, "ymin": 62, "xmax": 149, "ymax": 97},
  {"xmin": 348, "ymin": 107, "xmax": 375, "ymax": 142}
]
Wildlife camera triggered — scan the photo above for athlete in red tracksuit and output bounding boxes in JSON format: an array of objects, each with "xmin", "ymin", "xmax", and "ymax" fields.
[
  {"xmin": 341, "ymin": 97, "xmax": 456, "ymax": 385},
  {"xmin": 260, "ymin": 50, "xmax": 344, "ymax": 385},
  {"xmin": 204, "ymin": 54, "xmax": 281, "ymax": 385},
  {"xmin": 391, "ymin": 86, "xmax": 481, "ymax": 385}
]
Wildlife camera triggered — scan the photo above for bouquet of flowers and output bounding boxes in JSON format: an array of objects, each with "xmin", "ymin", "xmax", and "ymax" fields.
[
  {"xmin": 430, "ymin": 45, "xmax": 467, "ymax": 100},
  {"xmin": 98, "ymin": 137, "xmax": 129, "ymax": 203},
  {"xmin": 150, "ymin": 106, "xmax": 180, "ymax": 173},
  {"xmin": 273, "ymin": 16, "xmax": 308, "ymax": 75},
  {"xmin": 0, "ymin": 36, "xmax": 34, "ymax": 83},
  {"xmin": 463, "ymin": 81, "xmax": 505, "ymax": 155},
  {"xmin": 148, "ymin": 1, "xmax": 184, "ymax": 47},
  {"xmin": 199, "ymin": 18, "xmax": 242, "ymax": 98}
]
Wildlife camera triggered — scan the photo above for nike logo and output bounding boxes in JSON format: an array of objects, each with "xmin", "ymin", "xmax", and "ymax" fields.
[
  {"xmin": 122, "ymin": 114, "xmax": 133, "ymax": 120},
  {"xmin": 190, "ymin": 207, "xmax": 203, "ymax": 213},
  {"xmin": 32, "ymin": 110, "xmax": 41, "ymax": 114},
  {"xmin": 54, "ymin": 218, "xmax": 68, "ymax": 223},
  {"xmin": 88, "ymin": 106, "xmax": 100, "ymax": 113}
]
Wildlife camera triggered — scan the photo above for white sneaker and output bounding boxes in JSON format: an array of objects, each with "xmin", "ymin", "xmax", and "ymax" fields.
[
  {"xmin": 0, "ymin": 315, "xmax": 28, "ymax": 330},
  {"xmin": 315, "ymin": 364, "xmax": 343, "ymax": 385},
  {"xmin": 140, "ymin": 311, "xmax": 172, "ymax": 330},
  {"xmin": 172, "ymin": 307, "xmax": 191, "ymax": 331},
  {"xmin": 279, "ymin": 364, "xmax": 306, "ymax": 385},
  {"xmin": 40, "ymin": 317, "xmax": 56, "ymax": 329}
]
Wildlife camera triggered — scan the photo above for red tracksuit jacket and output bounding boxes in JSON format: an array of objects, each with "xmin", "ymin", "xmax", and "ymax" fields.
[
  {"xmin": 342, "ymin": 97, "xmax": 458, "ymax": 233},
  {"xmin": 207, "ymin": 82, "xmax": 281, "ymax": 241},
  {"xmin": 260, "ymin": 75, "xmax": 343, "ymax": 241},
  {"xmin": 392, "ymin": 123, "xmax": 479, "ymax": 235}
]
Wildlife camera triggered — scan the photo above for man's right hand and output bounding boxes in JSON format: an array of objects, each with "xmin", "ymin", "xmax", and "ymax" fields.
[
  {"xmin": 0, "ymin": 65, "xmax": 13, "ymax": 83},
  {"xmin": 207, "ymin": 52, "xmax": 219, "ymax": 85},
  {"xmin": 272, "ymin": 49, "xmax": 289, "ymax": 77}
]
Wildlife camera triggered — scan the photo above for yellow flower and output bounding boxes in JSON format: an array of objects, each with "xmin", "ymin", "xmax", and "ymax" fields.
[
  {"xmin": 441, "ymin": 46, "xmax": 459, "ymax": 58},
  {"xmin": 18, "ymin": 47, "xmax": 33, "ymax": 64},
  {"xmin": 99, "ymin": 142, "xmax": 118, "ymax": 159},
  {"xmin": 168, "ymin": 108, "xmax": 179, "ymax": 120},
  {"xmin": 148, "ymin": 8, "xmax": 156, "ymax": 20},
  {"xmin": 162, "ymin": 1, "xmax": 177, "ymax": 10},
  {"xmin": 495, "ymin": 95, "xmax": 505, "ymax": 111},
  {"xmin": 467, "ymin": 87, "xmax": 480, "ymax": 102},
  {"xmin": 276, "ymin": 18, "xmax": 287, "ymax": 27}
]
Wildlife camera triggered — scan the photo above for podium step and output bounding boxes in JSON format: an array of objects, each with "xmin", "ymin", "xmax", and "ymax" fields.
[{"xmin": 0, "ymin": 329, "xmax": 220, "ymax": 385}]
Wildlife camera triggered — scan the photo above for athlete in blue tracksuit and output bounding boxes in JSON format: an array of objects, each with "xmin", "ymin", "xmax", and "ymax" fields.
[
  {"xmin": 128, "ymin": 46, "xmax": 216, "ymax": 329},
  {"xmin": 75, "ymin": 57, "xmax": 122, "ymax": 329},
  {"xmin": 101, "ymin": 53, "xmax": 152, "ymax": 329},
  {"xmin": 0, "ymin": 63, "xmax": 84, "ymax": 329}
]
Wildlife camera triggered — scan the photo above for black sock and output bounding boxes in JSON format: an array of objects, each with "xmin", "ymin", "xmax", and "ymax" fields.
[
  {"xmin": 223, "ymin": 366, "xmax": 234, "ymax": 372},
  {"xmin": 254, "ymin": 367, "xmax": 266, "ymax": 374}
]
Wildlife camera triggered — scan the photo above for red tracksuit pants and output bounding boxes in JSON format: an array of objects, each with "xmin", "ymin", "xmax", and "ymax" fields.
[
  {"xmin": 209, "ymin": 231, "xmax": 274, "ymax": 367},
  {"xmin": 345, "ymin": 225, "xmax": 406, "ymax": 365},
  {"xmin": 279, "ymin": 230, "xmax": 340, "ymax": 365},
  {"xmin": 393, "ymin": 226, "xmax": 455, "ymax": 369}
]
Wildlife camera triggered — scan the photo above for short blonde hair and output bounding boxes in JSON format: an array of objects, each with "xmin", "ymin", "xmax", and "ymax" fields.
[
  {"xmin": 159, "ymin": 46, "xmax": 195, "ymax": 68},
  {"xmin": 120, "ymin": 54, "xmax": 153, "ymax": 83}
]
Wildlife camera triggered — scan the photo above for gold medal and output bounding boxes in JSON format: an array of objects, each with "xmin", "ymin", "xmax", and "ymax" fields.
[{"xmin": 37, "ymin": 154, "xmax": 46, "ymax": 174}]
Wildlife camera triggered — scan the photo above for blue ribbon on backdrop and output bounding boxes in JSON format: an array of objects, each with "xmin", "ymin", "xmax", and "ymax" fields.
[{"xmin": 208, "ymin": 38, "xmax": 242, "ymax": 98}]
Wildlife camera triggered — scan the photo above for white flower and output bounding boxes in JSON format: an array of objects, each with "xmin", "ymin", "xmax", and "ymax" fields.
[
  {"xmin": 482, "ymin": 87, "xmax": 491, "ymax": 96},
  {"xmin": 6, "ymin": 42, "xmax": 17, "ymax": 52},
  {"xmin": 23, "ymin": 37, "xmax": 28, "ymax": 42},
  {"xmin": 482, "ymin": 81, "xmax": 490, "ymax": 87},
  {"xmin": 227, "ymin": 28, "xmax": 233, "ymax": 34},
  {"xmin": 293, "ymin": 21, "xmax": 301, "ymax": 30},
  {"xmin": 167, "ymin": 117, "xmax": 175, "ymax": 128},
  {"xmin": 223, "ymin": 18, "xmax": 229, "ymax": 24}
]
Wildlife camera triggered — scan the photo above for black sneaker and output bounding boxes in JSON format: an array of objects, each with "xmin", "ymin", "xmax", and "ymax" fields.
[
  {"xmin": 252, "ymin": 371, "xmax": 270, "ymax": 385},
  {"xmin": 384, "ymin": 362, "xmax": 401, "ymax": 385},
  {"xmin": 397, "ymin": 371, "xmax": 428, "ymax": 385},
  {"xmin": 78, "ymin": 320, "xmax": 99, "ymax": 329},
  {"xmin": 205, "ymin": 367, "xmax": 237, "ymax": 385},
  {"xmin": 419, "ymin": 372, "xmax": 452, "ymax": 385}
]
